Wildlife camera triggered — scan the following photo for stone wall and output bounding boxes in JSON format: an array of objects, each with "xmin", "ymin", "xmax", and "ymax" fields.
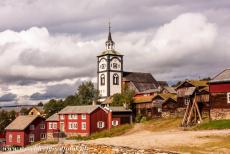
[
  {"xmin": 210, "ymin": 108, "xmax": 230, "ymax": 120},
  {"xmin": 38, "ymin": 143, "xmax": 178, "ymax": 154}
]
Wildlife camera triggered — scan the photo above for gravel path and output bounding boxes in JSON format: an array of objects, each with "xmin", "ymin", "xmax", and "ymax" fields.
[{"xmin": 84, "ymin": 129, "xmax": 230, "ymax": 149}]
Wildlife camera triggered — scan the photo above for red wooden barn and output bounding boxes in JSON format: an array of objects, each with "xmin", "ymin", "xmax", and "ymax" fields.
[
  {"xmin": 209, "ymin": 69, "xmax": 230, "ymax": 120},
  {"xmin": 5, "ymin": 115, "xmax": 46, "ymax": 147}
]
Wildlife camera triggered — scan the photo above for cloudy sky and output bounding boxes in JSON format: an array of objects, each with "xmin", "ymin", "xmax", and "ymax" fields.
[{"xmin": 0, "ymin": 0, "xmax": 230, "ymax": 106}]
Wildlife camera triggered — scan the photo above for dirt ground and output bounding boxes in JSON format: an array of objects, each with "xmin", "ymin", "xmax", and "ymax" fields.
[{"xmin": 84, "ymin": 124, "xmax": 230, "ymax": 153}]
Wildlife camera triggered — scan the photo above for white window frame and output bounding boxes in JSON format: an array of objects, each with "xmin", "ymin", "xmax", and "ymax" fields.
[
  {"xmin": 69, "ymin": 122, "xmax": 77, "ymax": 130},
  {"xmin": 9, "ymin": 134, "xmax": 12, "ymax": 142},
  {"xmin": 40, "ymin": 133, "xmax": 46, "ymax": 139},
  {"xmin": 16, "ymin": 135, "xmax": 21, "ymax": 143},
  {"xmin": 49, "ymin": 122, "xmax": 53, "ymax": 129},
  {"xmin": 81, "ymin": 114, "xmax": 86, "ymax": 120},
  {"xmin": 53, "ymin": 122, "xmax": 57, "ymax": 129},
  {"xmin": 60, "ymin": 114, "xmax": 64, "ymax": 120},
  {"xmin": 40, "ymin": 123, "xmax": 45, "ymax": 129},
  {"xmin": 184, "ymin": 98, "xmax": 190, "ymax": 105},
  {"xmin": 97, "ymin": 121, "xmax": 105, "ymax": 129},
  {"xmin": 29, "ymin": 134, "xmax": 34, "ymax": 143},
  {"xmin": 112, "ymin": 120, "xmax": 118, "ymax": 126},
  {"xmin": 30, "ymin": 124, "xmax": 35, "ymax": 130},
  {"xmin": 227, "ymin": 93, "xmax": 230, "ymax": 104},
  {"xmin": 82, "ymin": 122, "xmax": 86, "ymax": 130}
]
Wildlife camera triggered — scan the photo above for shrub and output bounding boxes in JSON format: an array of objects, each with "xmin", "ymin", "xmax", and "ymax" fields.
[
  {"xmin": 140, "ymin": 116, "xmax": 147, "ymax": 123},
  {"xmin": 135, "ymin": 114, "xmax": 142, "ymax": 123}
]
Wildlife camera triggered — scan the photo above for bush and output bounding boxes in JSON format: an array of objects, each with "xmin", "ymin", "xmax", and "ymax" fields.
[
  {"xmin": 135, "ymin": 114, "xmax": 142, "ymax": 123},
  {"xmin": 140, "ymin": 116, "xmax": 147, "ymax": 123}
]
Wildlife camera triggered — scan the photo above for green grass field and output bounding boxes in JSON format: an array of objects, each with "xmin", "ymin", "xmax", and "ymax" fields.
[{"xmin": 195, "ymin": 119, "xmax": 230, "ymax": 130}]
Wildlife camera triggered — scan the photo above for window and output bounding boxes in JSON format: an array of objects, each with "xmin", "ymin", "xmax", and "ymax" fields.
[
  {"xmin": 184, "ymin": 98, "xmax": 190, "ymax": 105},
  {"xmin": 40, "ymin": 123, "xmax": 45, "ymax": 129},
  {"xmin": 112, "ymin": 120, "xmax": 118, "ymax": 126},
  {"xmin": 100, "ymin": 74, "xmax": 105, "ymax": 85},
  {"xmin": 113, "ymin": 74, "xmax": 119, "ymax": 85},
  {"xmin": 53, "ymin": 123, "xmax": 57, "ymax": 129},
  {"xmin": 9, "ymin": 134, "xmax": 12, "ymax": 142},
  {"xmin": 49, "ymin": 123, "xmax": 53, "ymax": 129},
  {"xmin": 81, "ymin": 114, "xmax": 86, "ymax": 119},
  {"xmin": 227, "ymin": 93, "xmax": 230, "ymax": 104},
  {"xmin": 29, "ymin": 134, "xmax": 34, "ymax": 143},
  {"xmin": 40, "ymin": 133, "xmax": 46, "ymax": 139},
  {"xmin": 17, "ymin": 135, "xmax": 20, "ymax": 143},
  {"xmin": 69, "ymin": 122, "xmax": 77, "ymax": 129},
  {"xmin": 158, "ymin": 108, "xmax": 162, "ymax": 113},
  {"xmin": 82, "ymin": 122, "xmax": 86, "ymax": 130},
  {"xmin": 30, "ymin": 124, "xmax": 35, "ymax": 130},
  {"xmin": 97, "ymin": 121, "xmax": 105, "ymax": 128},
  {"xmin": 60, "ymin": 115, "xmax": 64, "ymax": 120},
  {"xmin": 69, "ymin": 114, "xmax": 77, "ymax": 119}
]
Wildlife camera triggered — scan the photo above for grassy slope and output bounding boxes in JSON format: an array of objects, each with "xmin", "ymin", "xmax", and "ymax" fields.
[
  {"xmin": 67, "ymin": 124, "xmax": 133, "ymax": 140},
  {"xmin": 195, "ymin": 119, "xmax": 230, "ymax": 130}
]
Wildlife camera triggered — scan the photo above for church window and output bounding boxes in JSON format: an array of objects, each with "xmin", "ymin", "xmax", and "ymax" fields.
[
  {"xmin": 113, "ymin": 74, "xmax": 119, "ymax": 85},
  {"xmin": 101, "ymin": 74, "xmax": 105, "ymax": 85}
]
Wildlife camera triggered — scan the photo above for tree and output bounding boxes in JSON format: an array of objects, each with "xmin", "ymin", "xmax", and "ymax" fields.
[
  {"xmin": 37, "ymin": 102, "xmax": 44, "ymax": 106},
  {"xmin": 111, "ymin": 85, "xmax": 135, "ymax": 108},
  {"xmin": 44, "ymin": 99, "xmax": 65, "ymax": 118},
  {"xmin": 20, "ymin": 107, "xmax": 29, "ymax": 115},
  {"xmin": 0, "ymin": 110, "xmax": 16, "ymax": 133},
  {"xmin": 78, "ymin": 81, "xmax": 99, "ymax": 105}
]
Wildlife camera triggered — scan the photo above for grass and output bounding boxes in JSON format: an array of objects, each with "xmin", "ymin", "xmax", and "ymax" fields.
[
  {"xmin": 142, "ymin": 117, "xmax": 182, "ymax": 132},
  {"xmin": 168, "ymin": 135, "xmax": 230, "ymax": 154},
  {"xmin": 67, "ymin": 124, "xmax": 133, "ymax": 140},
  {"xmin": 194, "ymin": 119, "xmax": 230, "ymax": 130},
  {"xmin": 39, "ymin": 140, "xmax": 59, "ymax": 145}
]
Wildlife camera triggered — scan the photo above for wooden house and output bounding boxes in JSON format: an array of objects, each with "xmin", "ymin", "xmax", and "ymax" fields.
[
  {"xmin": 5, "ymin": 115, "xmax": 46, "ymax": 147},
  {"xmin": 133, "ymin": 95, "xmax": 154, "ymax": 117},
  {"xmin": 209, "ymin": 69, "xmax": 230, "ymax": 120},
  {"xmin": 176, "ymin": 80, "xmax": 208, "ymax": 107},
  {"xmin": 28, "ymin": 106, "xmax": 45, "ymax": 116},
  {"xmin": 46, "ymin": 113, "xmax": 59, "ymax": 140}
]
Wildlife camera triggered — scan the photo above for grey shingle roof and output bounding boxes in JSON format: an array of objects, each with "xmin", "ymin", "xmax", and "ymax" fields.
[
  {"xmin": 210, "ymin": 69, "xmax": 230, "ymax": 83},
  {"xmin": 58, "ymin": 105, "xmax": 102, "ymax": 114},
  {"xmin": 98, "ymin": 49, "xmax": 123, "ymax": 56},
  {"xmin": 105, "ymin": 106, "xmax": 132, "ymax": 112},
  {"xmin": 46, "ymin": 113, "xmax": 59, "ymax": 121},
  {"xmin": 5, "ymin": 115, "xmax": 39, "ymax": 130}
]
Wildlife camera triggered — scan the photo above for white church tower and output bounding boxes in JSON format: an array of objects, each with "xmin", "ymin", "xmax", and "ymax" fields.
[{"xmin": 97, "ymin": 24, "xmax": 123, "ymax": 102}]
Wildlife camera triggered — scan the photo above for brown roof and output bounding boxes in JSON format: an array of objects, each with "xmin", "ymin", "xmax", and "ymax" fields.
[
  {"xmin": 101, "ymin": 96, "xmax": 113, "ymax": 105},
  {"xmin": 46, "ymin": 113, "xmax": 59, "ymax": 121},
  {"xmin": 209, "ymin": 69, "xmax": 230, "ymax": 83},
  {"xmin": 176, "ymin": 80, "xmax": 208, "ymax": 90},
  {"xmin": 5, "ymin": 115, "xmax": 41, "ymax": 130},
  {"xmin": 163, "ymin": 86, "xmax": 177, "ymax": 94},
  {"xmin": 105, "ymin": 106, "xmax": 132, "ymax": 112},
  {"xmin": 123, "ymin": 72, "xmax": 160, "ymax": 92},
  {"xmin": 58, "ymin": 105, "xmax": 103, "ymax": 114},
  {"xmin": 133, "ymin": 96, "xmax": 154, "ymax": 104}
]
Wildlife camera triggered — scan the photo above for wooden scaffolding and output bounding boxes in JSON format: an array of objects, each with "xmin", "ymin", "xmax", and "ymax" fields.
[{"xmin": 181, "ymin": 94, "xmax": 203, "ymax": 127}]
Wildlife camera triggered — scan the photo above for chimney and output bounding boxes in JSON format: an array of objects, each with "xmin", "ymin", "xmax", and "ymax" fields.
[{"xmin": 92, "ymin": 100, "xmax": 97, "ymax": 106}]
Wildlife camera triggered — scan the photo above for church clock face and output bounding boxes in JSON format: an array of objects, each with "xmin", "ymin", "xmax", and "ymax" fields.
[
  {"xmin": 99, "ymin": 59, "xmax": 107, "ymax": 71},
  {"xmin": 110, "ymin": 58, "xmax": 121, "ymax": 70}
]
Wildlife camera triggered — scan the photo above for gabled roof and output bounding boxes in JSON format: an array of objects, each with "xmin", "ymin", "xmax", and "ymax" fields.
[
  {"xmin": 58, "ymin": 105, "xmax": 102, "ymax": 114},
  {"xmin": 101, "ymin": 96, "xmax": 113, "ymax": 105},
  {"xmin": 123, "ymin": 72, "xmax": 160, "ymax": 92},
  {"xmin": 133, "ymin": 96, "xmax": 154, "ymax": 104},
  {"xmin": 5, "ymin": 115, "xmax": 41, "ymax": 130},
  {"xmin": 209, "ymin": 69, "xmax": 230, "ymax": 83},
  {"xmin": 176, "ymin": 80, "xmax": 208, "ymax": 90},
  {"xmin": 105, "ymin": 106, "xmax": 132, "ymax": 112},
  {"xmin": 157, "ymin": 81, "xmax": 169, "ymax": 87},
  {"xmin": 46, "ymin": 113, "xmax": 59, "ymax": 121},
  {"xmin": 163, "ymin": 86, "xmax": 177, "ymax": 94},
  {"xmin": 153, "ymin": 93, "xmax": 177, "ymax": 102}
]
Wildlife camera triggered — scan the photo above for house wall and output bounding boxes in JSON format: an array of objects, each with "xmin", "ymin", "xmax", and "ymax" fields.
[
  {"xmin": 90, "ymin": 108, "xmax": 108, "ymax": 134},
  {"xmin": 46, "ymin": 121, "xmax": 59, "ymax": 140},
  {"xmin": 210, "ymin": 83, "xmax": 230, "ymax": 93},
  {"xmin": 6, "ymin": 131, "xmax": 25, "ymax": 147}
]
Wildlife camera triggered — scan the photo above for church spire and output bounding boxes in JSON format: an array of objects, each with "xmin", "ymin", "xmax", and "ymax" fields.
[{"xmin": 105, "ymin": 22, "xmax": 115, "ymax": 50}]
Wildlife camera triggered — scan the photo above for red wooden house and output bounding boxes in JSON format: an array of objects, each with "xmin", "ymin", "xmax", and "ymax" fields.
[
  {"xmin": 209, "ymin": 69, "xmax": 230, "ymax": 120},
  {"xmin": 57, "ymin": 105, "xmax": 109, "ymax": 137},
  {"xmin": 5, "ymin": 115, "xmax": 46, "ymax": 147},
  {"xmin": 46, "ymin": 113, "xmax": 59, "ymax": 140}
]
